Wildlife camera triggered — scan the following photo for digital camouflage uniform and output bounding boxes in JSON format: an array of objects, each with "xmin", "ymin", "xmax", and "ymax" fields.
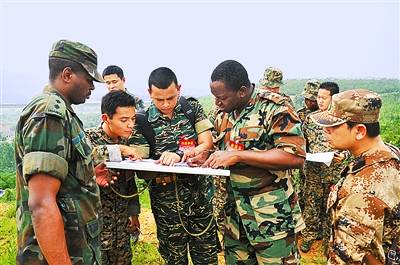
[
  {"xmin": 257, "ymin": 67, "xmax": 294, "ymax": 107},
  {"xmin": 130, "ymin": 97, "xmax": 218, "ymax": 265},
  {"xmin": 86, "ymin": 127, "xmax": 141, "ymax": 265},
  {"xmin": 310, "ymin": 89, "xmax": 400, "ymax": 264},
  {"xmin": 301, "ymin": 110, "xmax": 347, "ymax": 245},
  {"xmin": 213, "ymin": 88, "xmax": 306, "ymax": 265},
  {"xmin": 15, "ymin": 86, "xmax": 102, "ymax": 264}
]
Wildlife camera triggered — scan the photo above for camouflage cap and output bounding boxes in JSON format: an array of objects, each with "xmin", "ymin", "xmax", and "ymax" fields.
[
  {"xmin": 311, "ymin": 89, "xmax": 381, "ymax": 127},
  {"xmin": 49, "ymin": 40, "xmax": 104, "ymax": 83},
  {"xmin": 258, "ymin": 67, "xmax": 284, "ymax": 88},
  {"xmin": 301, "ymin": 80, "xmax": 320, "ymax": 100}
]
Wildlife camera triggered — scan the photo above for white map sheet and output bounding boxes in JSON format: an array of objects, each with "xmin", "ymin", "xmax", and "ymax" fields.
[{"xmin": 105, "ymin": 159, "xmax": 231, "ymax": 176}]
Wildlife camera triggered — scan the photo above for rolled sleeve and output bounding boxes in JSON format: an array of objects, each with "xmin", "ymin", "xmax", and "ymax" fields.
[
  {"xmin": 23, "ymin": 151, "xmax": 68, "ymax": 182},
  {"xmin": 195, "ymin": 119, "xmax": 213, "ymax": 135}
]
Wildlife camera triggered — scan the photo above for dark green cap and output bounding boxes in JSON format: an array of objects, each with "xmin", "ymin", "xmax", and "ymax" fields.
[{"xmin": 49, "ymin": 40, "xmax": 104, "ymax": 82}]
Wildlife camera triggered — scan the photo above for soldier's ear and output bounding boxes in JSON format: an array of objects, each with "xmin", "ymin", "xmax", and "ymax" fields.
[
  {"xmin": 355, "ymin": 124, "xmax": 367, "ymax": 140},
  {"xmin": 101, "ymin": 113, "xmax": 110, "ymax": 123},
  {"xmin": 238, "ymin": 86, "xmax": 247, "ymax": 98},
  {"xmin": 61, "ymin": 67, "xmax": 73, "ymax": 83}
]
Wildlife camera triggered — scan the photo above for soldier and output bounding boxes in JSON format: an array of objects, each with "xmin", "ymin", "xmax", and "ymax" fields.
[
  {"xmin": 85, "ymin": 91, "xmax": 141, "ymax": 265},
  {"xmin": 102, "ymin": 65, "xmax": 145, "ymax": 109},
  {"xmin": 15, "ymin": 40, "xmax": 105, "ymax": 264},
  {"xmin": 204, "ymin": 60, "xmax": 306, "ymax": 264},
  {"xmin": 296, "ymin": 80, "xmax": 320, "ymax": 123},
  {"xmin": 311, "ymin": 89, "xmax": 400, "ymax": 265},
  {"xmin": 300, "ymin": 82, "xmax": 348, "ymax": 254},
  {"xmin": 130, "ymin": 67, "xmax": 218, "ymax": 264},
  {"xmin": 257, "ymin": 66, "xmax": 294, "ymax": 106},
  {"xmin": 296, "ymin": 80, "xmax": 320, "ymax": 211}
]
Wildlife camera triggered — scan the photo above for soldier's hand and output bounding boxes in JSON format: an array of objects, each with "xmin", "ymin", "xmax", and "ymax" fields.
[
  {"xmin": 94, "ymin": 162, "xmax": 118, "ymax": 187},
  {"xmin": 184, "ymin": 149, "xmax": 212, "ymax": 167},
  {"xmin": 333, "ymin": 151, "xmax": 345, "ymax": 162},
  {"xmin": 156, "ymin": 151, "xmax": 181, "ymax": 166},
  {"xmin": 202, "ymin": 151, "xmax": 239, "ymax": 169},
  {"xmin": 119, "ymin": 145, "xmax": 142, "ymax": 161}
]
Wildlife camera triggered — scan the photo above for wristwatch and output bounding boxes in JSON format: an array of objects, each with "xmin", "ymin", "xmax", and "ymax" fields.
[{"xmin": 175, "ymin": 150, "xmax": 184, "ymax": 161}]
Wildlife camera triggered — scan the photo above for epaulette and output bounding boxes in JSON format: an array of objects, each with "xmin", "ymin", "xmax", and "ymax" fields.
[
  {"xmin": 43, "ymin": 93, "xmax": 66, "ymax": 119},
  {"xmin": 258, "ymin": 91, "xmax": 287, "ymax": 105}
]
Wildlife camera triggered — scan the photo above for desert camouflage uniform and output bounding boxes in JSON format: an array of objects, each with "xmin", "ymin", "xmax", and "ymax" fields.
[
  {"xmin": 327, "ymin": 144, "xmax": 400, "ymax": 264},
  {"xmin": 301, "ymin": 110, "xmax": 347, "ymax": 244},
  {"xmin": 130, "ymin": 97, "xmax": 218, "ymax": 265},
  {"xmin": 15, "ymin": 85, "xmax": 102, "ymax": 264},
  {"xmin": 86, "ymin": 127, "xmax": 141, "ymax": 265},
  {"xmin": 213, "ymin": 88, "xmax": 306, "ymax": 265}
]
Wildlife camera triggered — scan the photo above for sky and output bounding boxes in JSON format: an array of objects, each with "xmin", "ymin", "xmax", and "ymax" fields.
[{"xmin": 0, "ymin": 0, "xmax": 399, "ymax": 104}]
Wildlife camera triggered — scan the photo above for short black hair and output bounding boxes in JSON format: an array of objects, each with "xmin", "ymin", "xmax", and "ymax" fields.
[
  {"xmin": 148, "ymin": 67, "xmax": 178, "ymax": 89},
  {"xmin": 101, "ymin": 90, "xmax": 136, "ymax": 118},
  {"xmin": 49, "ymin": 57, "xmax": 86, "ymax": 81},
  {"xmin": 102, "ymin": 65, "xmax": 124, "ymax": 79},
  {"xmin": 319, "ymin": 82, "xmax": 340, "ymax": 96},
  {"xmin": 211, "ymin": 60, "xmax": 251, "ymax": 91},
  {"xmin": 346, "ymin": 121, "xmax": 380, "ymax": 137}
]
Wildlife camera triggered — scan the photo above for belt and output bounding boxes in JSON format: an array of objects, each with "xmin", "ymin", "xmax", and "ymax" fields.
[{"xmin": 154, "ymin": 173, "xmax": 177, "ymax": 186}]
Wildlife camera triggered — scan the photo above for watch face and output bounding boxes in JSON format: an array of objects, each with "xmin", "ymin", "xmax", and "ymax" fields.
[{"xmin": 176, "ymin": 150, "xmax": 184, "ymax": 158}]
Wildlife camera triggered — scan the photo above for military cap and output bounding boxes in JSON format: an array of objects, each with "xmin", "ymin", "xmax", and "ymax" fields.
[
  {"xmin": 301, "ymin": 80, "xmax": 320, "ymax": 100},
  {"xmin": 258, "ymin": 67, "xmax": 284, "ymax": 88},
  {"xmin": 49, "ymin": 40, "xmax": 104, "ymax": 82},
  {"xmin": 311, "ymin": 89, "xmax": 381, "ymax": 127}
]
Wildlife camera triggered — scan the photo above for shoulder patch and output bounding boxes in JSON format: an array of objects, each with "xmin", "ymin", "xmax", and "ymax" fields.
[
  {"xmin": 44, "ymin": 93, "xmax": 66, "ymax": 119},
  {"xmin": 259, "ymin": 91, "xmax": 286, "ymax": 105}
]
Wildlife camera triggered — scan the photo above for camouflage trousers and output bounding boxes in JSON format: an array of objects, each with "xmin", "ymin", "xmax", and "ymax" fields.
[
  {"xmin": 212, "ymin": 175, "xmax": 228, "ymax": 233},
  {"xmin": 224, "ymin": 200, "xmax": 300, "ymax": 265},
  {"xmin": 224, "ymin": 183, "xmax": 301, "ymax": 265},
  {"xmin": 302, "ymin": 162, "xmax": 338, "ymax": 246},
  {"xmin": 149, "ymin": 175, "xmax": 218, "ymax": 265}
]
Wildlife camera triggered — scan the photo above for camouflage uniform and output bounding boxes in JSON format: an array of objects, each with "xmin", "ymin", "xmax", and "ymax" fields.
[
  {"xmin": 296, "ymin": 80, "xmax": 320, "ymax": 123},
  {"xmin": 296, "ymin": 80, "xmax": 320, "ymax": 211},
  {"xmin": 257, "ymin": 67, "xmax": 294, "ymax": 107},
  {"xmin": 130, "ymin": 97, "xmax": 218, "ymax": 265},
  {"xmin": 213, "ymin": 88, "xmax": 306, "ymax": 264},
  {"xmin": 310, "ymin": 89, "xmax": 400, "ymax": 264},
  {"xmin": 15, "ymin": 86, "xmax": 102, "ymax": 264},
  {"xmin": 301, "ymin": 112, "xmax": 347, "ymax": 245},
  {"xmin": 86, "ymin": 127, "xmax": 141, "ymax": 265},
  {"xmin": 15, "ymin": 40, "xmax": 103, "ymax": 264}
]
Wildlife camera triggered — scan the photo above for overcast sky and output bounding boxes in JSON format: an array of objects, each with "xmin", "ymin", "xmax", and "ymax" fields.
[{"xmin": 0, "ymin": 0, "xmax": 399, "ymax": 104}]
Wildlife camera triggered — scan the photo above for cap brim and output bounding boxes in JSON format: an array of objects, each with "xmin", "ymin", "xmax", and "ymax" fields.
[
  {"xmin": 310, "ymin": 111, "xmax": 348, "ymax": 127},
  {"xmin": 82, "ymin": 64, "xmax": 104, "ymax": 83}
]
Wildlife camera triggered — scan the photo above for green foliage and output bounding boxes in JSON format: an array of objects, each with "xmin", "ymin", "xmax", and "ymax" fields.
[
  {"xmin": 131, "ymin": 241, "xmax": 164, "ymax": 264},
  {"xmin": 0, "ymin": 142, "xmax": 15, "ymax": 173},
  {"xmin": 0, "ymin": 202, "xmax": 17, "ymax": 265},
  {"xmin": 0, "ymin": 189, "xmax": 16, "ymax": 204},
  {"xmin": 0, "ymin": 172, "xmax": 15, "ymax": 190}
]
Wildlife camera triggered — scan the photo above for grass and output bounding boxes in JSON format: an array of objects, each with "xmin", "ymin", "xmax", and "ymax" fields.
[{"xmin": 0, "ymin": 190, "xmax": 163, "ymax": 265}]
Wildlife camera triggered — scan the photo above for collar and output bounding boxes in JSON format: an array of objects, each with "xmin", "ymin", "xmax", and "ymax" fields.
[
  {"xmin": 349, "ymin": 145, "xmax": 399, "ymax": 174},
  {"xmin": 44, "ymin": 84, "xmax": 75, "ymax": 114}
]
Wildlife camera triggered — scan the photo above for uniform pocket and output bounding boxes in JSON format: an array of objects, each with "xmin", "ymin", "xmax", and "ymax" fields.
[
  {"xmin": 250, "ymin": 188, "xmax": 295, "ymax": 240},
  {"xmin": 72, "ymin": 131, "xmax": 94, "ymax": 184},
  {"xmin": 85, "ymin": 219, "xmax": 102, "ymax": 264}
]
